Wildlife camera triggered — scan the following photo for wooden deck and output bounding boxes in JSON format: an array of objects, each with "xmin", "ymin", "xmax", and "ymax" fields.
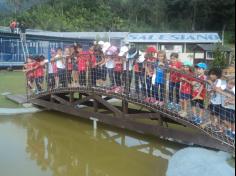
[{"xmin": 5, "ymin": 94, "xmax": 28, "ymax": 104}]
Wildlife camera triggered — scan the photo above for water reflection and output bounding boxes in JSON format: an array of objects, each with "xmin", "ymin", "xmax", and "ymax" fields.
[{"xmin": 7, "ymin": 113, "xmax": 181, "ymax": 176}]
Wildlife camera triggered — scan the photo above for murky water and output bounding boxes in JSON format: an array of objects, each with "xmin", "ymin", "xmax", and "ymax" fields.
[{"xmin": 0, "ymin": 71, "xmax": 183, "ymax": 176}]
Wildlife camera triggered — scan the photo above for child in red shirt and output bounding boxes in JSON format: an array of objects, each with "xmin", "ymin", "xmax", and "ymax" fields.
[
  {"xmin": 77, "ymin": 45, "xmax": 88, "ymax": 86},
  {"xmin": 24, "ymin": 56, "xmax": 35, "ymax": 90},
  {"xmin": 191, "ymin": 63, "xmax": 208, "ymax": 125},
  {"xmin": 178, "ymin": 61, "xmax": 193, "ymax": 118},
  {"xmin": 168, "ymin": 53, "xmax": 182, "ymax": 110},
  {"xmin": 34, "ymin": 56, "xmax": 45, "ymax": 92}
]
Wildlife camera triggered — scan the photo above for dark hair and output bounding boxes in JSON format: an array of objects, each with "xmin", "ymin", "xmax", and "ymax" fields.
[
  {"xmin": 39, "ymin": 55, "xmax": 45, "ymax": 61},
  {"xmin": 57, "ymin": 47, "xmax": 62, "ymax": 51},
  {"xmin": 170, "ymin": 53, "xmax": 179, "ymax": 59},
  {"xmin": 208, "ymin": 68, "xmax": 222, "ymax": 78},
  {"xmin": 77, "ymin": 44, "xmax": 83, "ymax": 49}
]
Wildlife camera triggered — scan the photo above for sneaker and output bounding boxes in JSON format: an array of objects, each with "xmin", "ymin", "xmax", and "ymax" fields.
[
  {"xmin": 159, "ymin": 101, "xmax": 165, "ymax": 106},
  {"xmin": 144, "ymin": 97, "xmax": 151, "ymax": 103},
  {"xmin": 154, "ymin": 100, "xmax": 159, "ymax": 106},
  {"xmin": 225, "ymin": 129, "xmax": 232, "ymax": 138},
  {"xmin": 167, "ymin": 102, "xmax": 174, "ymax": 110},
  {"xmin": 191, "ymin": 115, "xmax": 198, "ymax": 122},
  {"xmin": 194, "ymin": 117, "xmax": 203, "ymax": 125},
  {"xmin": 180, "ymin": 111, "xmax": 188, "ymax": 118},
  {"xmin": 230, "ymin": 132, "xmax": 235, "ymax": 140},
  {"xmin": 150, "ymin": 97, "xmax": 156, "ymax": 104},
  {"xmin": 178, "ymin": 110, "xmax": 185, "ymax": 115},
  {"xmin": 174, "ymin": 103, "xmax": 181, "ymax": 111}
]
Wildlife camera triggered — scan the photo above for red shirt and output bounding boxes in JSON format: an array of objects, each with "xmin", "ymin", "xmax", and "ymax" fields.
[
  {"xmin": 26, "ymin": 62, "xmax": 35, "ymax": 78},
  {"xmin": 180, "ymin": 73, "xmax": 193, "ymax": 94},
  {"xmin": 192, "ymin": 75, "xmax": 207, "ymax": 99},
  {"xmin": 169, "ymin": 61, "xmax": 182, "ymax": 83},
  {"xmin": 114, "ymin": 58, "xmax": 123, "ymax": 72},
  {"xmin": 89, "ymin": 51, "xmax": 97, "ymax": 68},
  {"xmin": 34, "ymin": 62, "xmax": 44, "ymax": 78},
  {"xmin": 146, "ymin": 57, "xmax": 156, "ymax": 76},
  {"xmin": 77, "ymin": 51, "xmax": 89, "ymax": 72}
]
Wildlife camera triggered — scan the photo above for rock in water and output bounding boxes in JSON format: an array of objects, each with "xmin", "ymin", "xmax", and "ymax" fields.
[{"xmin": 166, "ymin": 147, "xmax": 235, "ymax": 176}]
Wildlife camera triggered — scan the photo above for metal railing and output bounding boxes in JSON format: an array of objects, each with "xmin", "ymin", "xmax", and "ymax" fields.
[{"xmin": 24, "ymin": 51, "xmax": 235, "ymax": 150}]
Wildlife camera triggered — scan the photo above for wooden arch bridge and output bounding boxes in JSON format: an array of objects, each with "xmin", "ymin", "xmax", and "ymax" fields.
[{"xmin": 27, "ymin": 63, "xmax": 235, "ymax": 154}]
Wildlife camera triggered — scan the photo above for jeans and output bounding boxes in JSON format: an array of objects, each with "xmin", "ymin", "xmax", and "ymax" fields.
[
  {"xmin": 79, "ymin": 71, "xmax": 86, "ymax": 86},
  {"xmin": 154, "ymin": 83, "xmax": 165, "ymax": 101},
  {"xmin": 35, "ymin": 76, "xmax": 44, "ymax": 91},
  {"xmin": 122, "ymin": 70, "xmax": 133, "ymax": 91},
  {"xmin": 107, "ymin": 68, "xmax": 115, "ymax": 87},
  {"xmin": 146, "ymin": 76, "xmax": 154, "ymax": 98},
  {"xmin": 115, "ymin": 71, "xmax": 122, "ymax": 86},
  {"xmin": 169, "ymin": 82, "xmax": 180, "ymax": 104},
  {"xmin": 47, "ymin": 73, "xmax": 55, "ymax": 89},
  {"xmin": 58, "ymin": 69, "xmax": 66, "ymax": 87},
  {"xmin": 91, "ymin": 68, "xmax": 97, "ymax": 87},
  {"xmin": 135, "ymin": 72, "xmax": 146, "ymax": 96}
]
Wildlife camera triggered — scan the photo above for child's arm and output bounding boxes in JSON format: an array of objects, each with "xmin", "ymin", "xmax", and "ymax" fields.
[
  {"xmin": 214, "ymin": 87, "xmax": 235, "ymax": 99},
  {"xmin": 192, "ymin": 83, "xmax": 204, "ymax": 100}
]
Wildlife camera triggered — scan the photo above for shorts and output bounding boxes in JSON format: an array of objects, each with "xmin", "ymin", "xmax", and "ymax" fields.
[
  {"xmin": 191, "ymin": 99, "xmax": 204, "ymax": 109},
  {"xmin": 180, "ymin": 93, "xmax": 192, "ymax": 100},
  {"xmin": 220, "ymin": 107, "xmax": 235, "ymax": 123},
  {"xmin": 208, "ymin": 104, "xmax": 221, "ymax": 116}
]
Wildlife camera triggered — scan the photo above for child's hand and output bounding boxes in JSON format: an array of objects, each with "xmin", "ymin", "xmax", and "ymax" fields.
[{"xmin": 225, "ymin": 98, "xmax": 235, "ymax": 105}]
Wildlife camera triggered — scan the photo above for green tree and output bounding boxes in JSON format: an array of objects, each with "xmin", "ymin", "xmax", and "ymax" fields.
[{"xmin": 211, "ymin": 45, "xmax": 228, "ymax": 69}]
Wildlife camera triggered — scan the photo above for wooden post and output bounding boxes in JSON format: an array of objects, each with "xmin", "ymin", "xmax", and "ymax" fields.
[
  {"xmin": 69, "ymin": 92, "xmax": 74, "ymax": 103},
  {"xmin": 122, "ymin": 100, "xmax": 128, "ymax": 114},
  {"xmin": 93, "ymin": 100, "xmax": 98, "ymax": 113}
]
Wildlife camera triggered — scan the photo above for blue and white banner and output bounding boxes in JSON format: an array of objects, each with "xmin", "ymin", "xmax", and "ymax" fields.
[{"xmin": 127, "ymin": 33, "xmax": 221, "ymax": 43}]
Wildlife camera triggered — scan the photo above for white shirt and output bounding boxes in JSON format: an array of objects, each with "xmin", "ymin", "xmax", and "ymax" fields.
[
  {"xmin": 48, "ymin": 63, "xmax": 53, "ymax": 74},
  {"xmin": 210, "ymin": 79, "xmax": 223, "ymax": 105},
  {"xmin": 105, "ymin": 58, "xmax": 114, "ymax": 69},
  {"xmin": 55, "ymin": 55, "xmax": 65, "ymax": 69}
]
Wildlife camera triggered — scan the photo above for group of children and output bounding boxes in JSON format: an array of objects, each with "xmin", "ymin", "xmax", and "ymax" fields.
[{"xmin": 24, "ymin": 42, "xmax": 235, "ymax": 139}]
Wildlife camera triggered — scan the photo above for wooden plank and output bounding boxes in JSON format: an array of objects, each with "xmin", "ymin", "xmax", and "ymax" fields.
[
  {"xmin": 30, "ymin": 98, "xmax": 234, "ymax": 153},
  {"xmin": 5, "ymin": 94, "xmax": 27, "ymax": 104},
  {"xmin": 93, "ymin": 95, "xmax": 123, "ymax": 117},
  {"xmin": 51, "ymin": 95, "xmax": 71, "ymax": 106},
  {"xmin": 124, "ymin": 113, "xmax": 160, "ymax": 119}
]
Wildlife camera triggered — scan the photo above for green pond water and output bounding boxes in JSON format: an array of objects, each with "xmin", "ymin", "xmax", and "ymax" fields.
[{"xmin": 0, "ymin": 71, "xmax": 183, "ymax": 176}]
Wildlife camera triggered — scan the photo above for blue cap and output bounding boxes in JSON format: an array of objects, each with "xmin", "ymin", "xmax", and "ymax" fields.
[{"xmin": 196, "ymin": 63, "xmax": 208, "ymax": 70}]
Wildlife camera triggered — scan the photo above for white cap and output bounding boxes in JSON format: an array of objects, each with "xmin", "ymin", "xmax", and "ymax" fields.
[
  {"xmin": 102, "ymin": 42, "xmax": 111, "ymax": 53},
  {"xmin": 118, "ymin": 46, "xmax": 129, "ymax": 57},
  {"xmin": 98, "ymin": 41, "xmax": 105, "ymax": 46}
]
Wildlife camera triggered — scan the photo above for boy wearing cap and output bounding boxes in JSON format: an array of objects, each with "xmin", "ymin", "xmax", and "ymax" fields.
[{"xmin": 191, "ymin": 63, "xmax": 208, "ymax": 125}]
